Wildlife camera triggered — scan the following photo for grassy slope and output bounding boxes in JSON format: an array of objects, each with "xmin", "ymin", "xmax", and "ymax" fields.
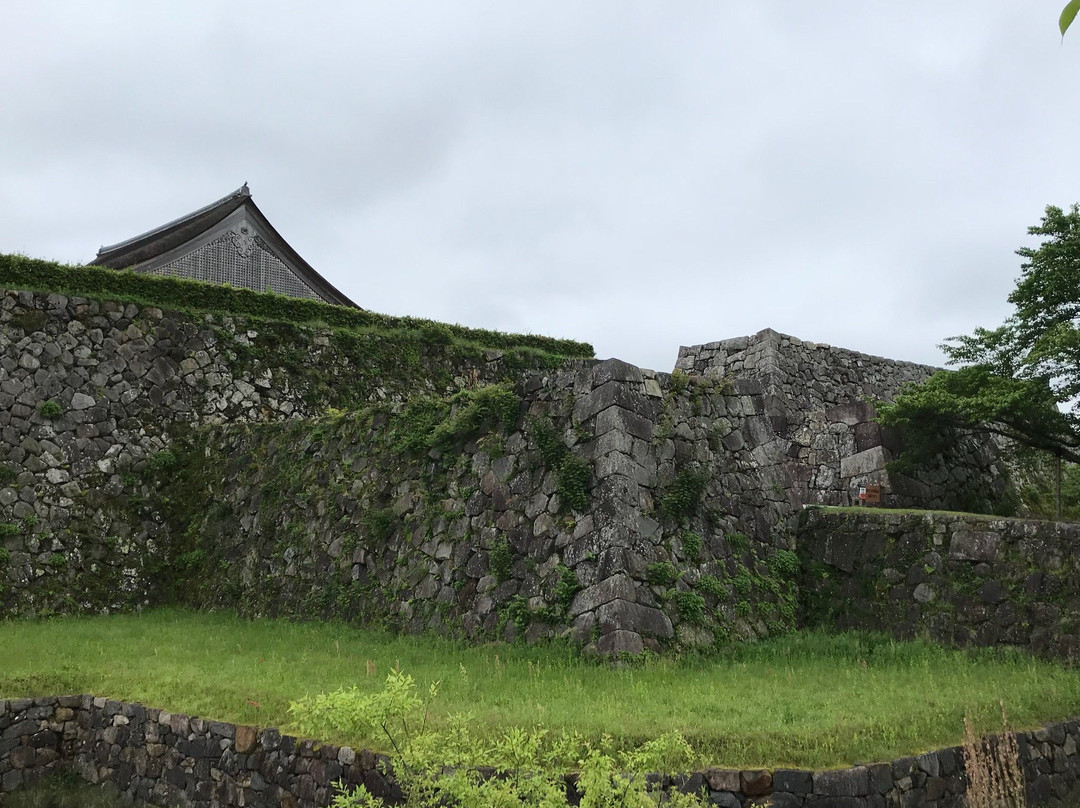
[
  {"xmin": 2, "ymin": 610, "xmax": 1078, "ymax": 770},
  {"xmin": 0, "ymin": 254, "xmax": 594, "ymax": 359}
]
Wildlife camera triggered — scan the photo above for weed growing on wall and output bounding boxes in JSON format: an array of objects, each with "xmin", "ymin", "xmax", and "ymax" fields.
[
  {"xmin": 680, "ymin": 530, "xmax": 702, "ymax": 561},
  {"xmin": 489, "ymin": 538, "xmax": 515, "ymax": 583},
  {"xmin": 647, "ymin": 561, "xmax": 679, "ymax": 587},
  {"xmin": 528, "ymin": 417, "xmax": 590, "ymax": 512},
  {"xmin": 37, "ymin": 399, "xmax": 62, "ymax": 419},
  {"xmin": 394, "ymin": 385, "xmax": 522, "ymax": 455},
  {"xmin": 658, "ymin": 469, "xmax": 708, "ymax": 524},
  {"xmin": 290, "ymin": 669, "xmax": 709, "ymax": 808}
]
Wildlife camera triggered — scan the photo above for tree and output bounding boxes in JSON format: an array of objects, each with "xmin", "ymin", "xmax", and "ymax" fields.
[{"xmin": 878, "ymin": 205, "xmax": 1080, "ymax": 517}]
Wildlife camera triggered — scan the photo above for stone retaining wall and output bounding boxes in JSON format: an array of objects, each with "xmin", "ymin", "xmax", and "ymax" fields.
[
  {"xmin": 4, "ymin": 695, "xmax": 1079, "ymax": 807},
  {"xmin": 0, "ymin": 286, "xmax": 1016, "ymax": 652},
  {"xmin": 798, "ymin": 508, "xmax": 1080, "ymax": 659},
  {"xmin": 0, "ymin": 288, "xmax": 543, "ymax": 618},
  {"xmin": 676, "ymin": 329, "xmax": 1011, "ymax": 515}
]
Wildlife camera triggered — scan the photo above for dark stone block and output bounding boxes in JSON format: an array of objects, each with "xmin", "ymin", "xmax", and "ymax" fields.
[
  {"xmin": 710, "ymin": 791, "xmax": 741, "ymax": 808},
  {"xmin": 867, "ymin": 763, "xmax": 893, "ymax": 794},
  {"xmin": 773, "ymin": 769, "xmax": 814, "ymax": 795},
  {"xmin": 768, "ymin": 794, "xmax": 802, "ymax": 808},
  {"xmin": 741, "ymin": 769, "xmax": 771, "ymax": 796},
  {"xmin": 813, "ymin": 767, "xmax": 869, "ymax": 797}
]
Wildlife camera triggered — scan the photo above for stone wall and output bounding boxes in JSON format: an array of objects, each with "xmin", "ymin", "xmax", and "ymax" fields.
[
  {"xmin": 0, "ymin": 288, "xmax": 545, "ymax": 618},
  {"xmin": 5, "ymin": 695, "xmax": 1080, "ymax": 808},
  {"xmin": 0, "ymin": 287, "xmax": 1020, "ymax": 652},
  {"xmin": 676, "ymin": 328, "xmax": 1013, "ymax": 514},
  {"xmin": 165, "ymin": 358, "xmax": 802, "ymax": 655},
  {"xmin": 798, "ymin": 508, "xmax": 1080, "ymax": 659}
]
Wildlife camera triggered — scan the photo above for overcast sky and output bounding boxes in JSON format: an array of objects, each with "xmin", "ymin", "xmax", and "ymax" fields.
[{"xmin": 3, "ymin": 2, "xmax": 1080, "ymax": 372}]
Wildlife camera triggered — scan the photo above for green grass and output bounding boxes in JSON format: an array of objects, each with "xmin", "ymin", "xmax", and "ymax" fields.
[
  {"xmin": 0, "ymin": 254, "xmax": 593, "ymax": 359},
  {"xmin": 4, "ymin": 772, "xmax": 158, "ymax": 808},
  {"xmin": 2, "ymin": 609, "xmax": 1079, "ymax": 770}
]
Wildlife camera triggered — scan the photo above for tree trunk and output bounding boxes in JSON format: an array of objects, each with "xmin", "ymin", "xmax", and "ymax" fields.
[{"xmin": 1056, "ymin": 452, "xmax": 1063, "ymax": 520}]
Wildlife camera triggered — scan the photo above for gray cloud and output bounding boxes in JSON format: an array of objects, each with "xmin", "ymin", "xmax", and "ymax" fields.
[{"xmin": 3, "ymin": 1, "xmax": 1078, "ymax": 372}]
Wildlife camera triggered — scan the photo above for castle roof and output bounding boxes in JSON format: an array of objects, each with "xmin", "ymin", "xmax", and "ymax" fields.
[{"xmin": 90, "ymin": 184, "xmax": 358, "ymax": 308}]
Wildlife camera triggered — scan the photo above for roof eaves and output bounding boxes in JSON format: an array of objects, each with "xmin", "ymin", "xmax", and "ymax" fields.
[{"xmin": 94, "ymin": 183, "xmax": 251, "ymax": 259}]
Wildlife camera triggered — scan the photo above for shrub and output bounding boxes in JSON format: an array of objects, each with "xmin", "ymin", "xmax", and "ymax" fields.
[
  {"xmin": 962, "ymin": 704, "xmax": 1024, "ymax": 808},
  {"xmin": 0, "ymin": 547, "xmax": 9, "ymax": 565},
  {"xmin": 530, "ymin": 417, "xmax": 591, "ymax": 512},
  {"xmin": 362, "ymin": 509, "xmax": 396, "ymax": 545},
  {"xmin": 727, "ymin": 532, "xmax": 749, "ymax": 552},
  {"xmin": 733, "ymin": 570, "xmax": 754, "ymax": 597},
  {"xmin": 37, "ymin": 399, "xmax": 62, "ymax": 419},
  {"xmin": 0, "ymin": 524, "xmax": 18, "ymax": 538},
  {"xmin": 290, "ymin": 669, "xmax": 709, "ymax": 808}
]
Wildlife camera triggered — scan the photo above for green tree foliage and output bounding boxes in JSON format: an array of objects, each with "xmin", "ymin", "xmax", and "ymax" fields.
[{"xmin": 879, "ymin": 206, "xmax": 1080, "ymax": 515}]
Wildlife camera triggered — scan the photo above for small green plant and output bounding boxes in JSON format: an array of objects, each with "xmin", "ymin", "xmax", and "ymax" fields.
[
  {"xmin": 670, "ymin": 369, "xmax": 690, "ymax": 394},
  {"xmin": 696, "ymin": 574, "xmax": 726, "ymax": 599},
  {"xmin": 0, "ymin": 523, "xmax": 19, "ymax": 538},
  {"xmin": 489, "ymin": 538, "xmax": 515, "ymax": 583},
  {"xmin": 37, "ymin": 399, "xmax": 63, "ymax": 419},
  {"xmin": 552, "ymin": 564, "xmax": 580, "ymax": 611},
  {"xmin": 681, "ymin": 530, "xmax": 703, "ymax": 561},
  {"xmin": 647, "ymin": 561, "xmax": 679, "ymax": 587},
  {"xmin": 770, "ymin": 549, "xmax": 800, "ymax": 577},
  {"xmin": 530, "ymin": 418, "xmax": 591, "ymax": 512},
  {"xmin": 0, "ymin": 466, "xmax": 15, "ymax": 485},
  {"xmin": 149, "ymin": 450, "xmax": 177, "ymax": 472},
  {"xmin": 659, "ymin": 469, "xmax": 708, "ymax": 523},
  {"xmin": 735, "ymin": 600, "xmax": 752, "ymax": 618},
  {"xmin": 48, "ymin": 553, "xmax": 67, "ymax": 569},
  {"xmin": 0, "ymin": 547, "xmax": 9, "ymax": 565},
  {"xmin": 672, "ymin": 591, "xmax": 707, "ymax": 625},
  {"xmin": 556, "ymin": 456, "xmax": 589, "ymax": 511},
  {"xmin": 418, "ymin": 322, "xmax": 455, "ymax": 345},
  {"xmin": 733, "ymin": 570, "xmax": 754, "ymax": 597},
  {"xmin": 727, "ymin": 532, "xmax": 749, "ymax": 553},
  {"xmin": 362, "ymin": 508, "xmax": 396, "ymax": 545}
]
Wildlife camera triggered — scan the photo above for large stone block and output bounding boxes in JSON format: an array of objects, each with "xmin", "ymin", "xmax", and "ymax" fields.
[
  {"xmin": 595, "ymin": 630, "xmax": 643, "ymax": 655},
  {"xmin": 589, "ymin": 358, "xmax": 644, "ymax": 387},
  {"xmin": 573, "ymin": 381, "xmax": 647, "ymax": 423},
  {"xmin": 568, "ymin": 574, "xmax": 636, "ymax": 616},
  {"xmin": 812, "ymin": 766, "xmax": 870, "ymax": 797},
  {"xmin": 949, "ymin": 529, "xmax": 1001, "ymax": 562},
  {"xmin": 839, "ymin": 447, "xmax": 887, "ymax": 478},
  {"xmin": 596, "ymin": 598, "xmax": 673, "ymax": 638}
]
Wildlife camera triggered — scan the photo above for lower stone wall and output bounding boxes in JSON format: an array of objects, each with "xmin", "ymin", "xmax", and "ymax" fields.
[
  {"xmin": 4, "ymin": 695, "xmax": 1080, "ymax": 807},
  {"xmin": 798, "ymin": 508, "xmax": 1080, "ymax": 659}
]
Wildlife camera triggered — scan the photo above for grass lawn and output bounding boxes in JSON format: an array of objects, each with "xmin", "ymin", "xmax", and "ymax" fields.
[
  {"xmin": 4, "ymin": 773, "xmax": 152, "ymax": 808},
  {"xmin": 2, "ymin": 608, "xmax": 1078, "ymax": 770}
]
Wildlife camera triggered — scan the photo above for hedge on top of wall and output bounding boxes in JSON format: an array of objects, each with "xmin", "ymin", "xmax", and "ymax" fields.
[{"xmin": 0, "ymin": 254, "xmax": 595, "ymax": 359}]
